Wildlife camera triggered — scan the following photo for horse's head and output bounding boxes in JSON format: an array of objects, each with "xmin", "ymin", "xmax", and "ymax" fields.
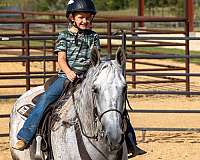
[{"xmin": 88, "ymin": 47, "xmax": 127, "ymax": 150}]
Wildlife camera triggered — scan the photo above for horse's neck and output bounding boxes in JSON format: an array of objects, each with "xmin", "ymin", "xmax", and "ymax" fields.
[{"xmin": 76, "ymin": 81, "xmax": 96, "ymax": 136}]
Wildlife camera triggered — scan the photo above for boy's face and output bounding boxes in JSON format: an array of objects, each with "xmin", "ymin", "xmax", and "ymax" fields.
[{"xmin": 72, "ymin": 12, "xmax": 93, "ymax": 30}]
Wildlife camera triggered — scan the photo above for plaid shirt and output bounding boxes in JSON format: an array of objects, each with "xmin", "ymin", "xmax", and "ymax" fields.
[{"xmin": 54, "ymin": 29, "xmax": 100, "ymax": 74}]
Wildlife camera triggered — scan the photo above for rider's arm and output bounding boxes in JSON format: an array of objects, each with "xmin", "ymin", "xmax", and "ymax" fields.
[{"xmin": 58, "ymin": 51, "xmax": 76, "ymax": 82}]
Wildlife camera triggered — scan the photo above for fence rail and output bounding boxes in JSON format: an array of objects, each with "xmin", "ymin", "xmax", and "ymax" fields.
[{"xmin": 0, "ymin": 10, "xmax": 200, "ymax": 138}]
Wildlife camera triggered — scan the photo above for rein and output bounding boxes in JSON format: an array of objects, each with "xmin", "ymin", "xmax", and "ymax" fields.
[
  {"xmin": 69, "ymin": 62, "xmax": 127, "ymax": 142},
  {"xmin": 71, "ymin": 82, "xmax": 126, "ymax": 141},
  {"xmin": 71, "ymin": 83, "xmax": 98, "ymax": 140}
]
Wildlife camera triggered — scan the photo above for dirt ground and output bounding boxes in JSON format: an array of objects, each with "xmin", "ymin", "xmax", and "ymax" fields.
[
  {"xmin": 1, "ymin": 95, "xmax": 200, "ymax": 160},
  {"xmin": 0, "ymin": 58, "xmax": 200, "ymax": 160}
]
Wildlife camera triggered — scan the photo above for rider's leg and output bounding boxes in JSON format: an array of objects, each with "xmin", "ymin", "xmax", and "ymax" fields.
[
  {"xmin": 125, "ymin": 119, "xmax": 146, "ymax": 157},
  {"xmin": 127, "ymin": 119, "xmax": 137, "ymax": 144},
  {"xmin": 13, "ymin": 77, "xmax": 66, "ymax": 150}
]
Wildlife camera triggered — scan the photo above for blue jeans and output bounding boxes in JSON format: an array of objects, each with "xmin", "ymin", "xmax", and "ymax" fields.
[
  {"xmin": 127, "ymin": 120, "xmax": 137, "ymax": 145},
  {"xmin": 17, "ymin": 76, "xmax": 66, "ymax": 144}
]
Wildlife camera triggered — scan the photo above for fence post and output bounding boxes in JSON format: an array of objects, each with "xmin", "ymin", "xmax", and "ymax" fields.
[
  {"xmin": 25, "ymin": 23, "xmax": 30, "ymax": 91},
  {"xmin": 185, "ymin": 19, "xmax": 190, "ymax": 97},
  {"xmin": 43, "ymin": 40, "xmax": 47, "ymax": 84},
  {"xmin": 21, "ymin": 12, "xmax": 25, "ymax": 66},
  {"xmin": 52, "ymin": 14, "xmax": 57, "ymax": 72},
  {"xmin": 131, "ymin": 22, "xmax": 136, "ymax": 88},
  {"xmin": 122, "ymin": 30, "xmax": 126, "ymax": 77},
  {"xmin": 138, "ymin": 0, "xmax": 145, "ymax": 27},
  {"xmin": 107, "ymin": 20, "xmax": 112, "ymax": 56},
  {"xmin": 185, "ymin": 0, "xmax": 194, "ymax": 32}
]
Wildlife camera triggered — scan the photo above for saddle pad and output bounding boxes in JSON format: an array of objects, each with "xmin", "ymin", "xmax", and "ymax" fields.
[
  {"xmin": 17, "ymin": 104, "xmax": 34, "ymax": 118},
  {"xmin": 15, "ymin": 86, "xmax": 45, "ymax": 120}
]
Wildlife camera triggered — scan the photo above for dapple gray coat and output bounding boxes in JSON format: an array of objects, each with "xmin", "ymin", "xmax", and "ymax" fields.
[{"xmin": 10, "ymin": 48, "xmax": 128, "ymax": 160}]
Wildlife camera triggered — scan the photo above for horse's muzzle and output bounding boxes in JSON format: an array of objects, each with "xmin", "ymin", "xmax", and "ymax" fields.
[{"xmin": 106, "ymin": 133, "xmax": 124, "ymax": 151}]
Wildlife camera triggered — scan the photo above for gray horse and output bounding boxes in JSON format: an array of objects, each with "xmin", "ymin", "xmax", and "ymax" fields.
[{"xmin": 9, "ymin": 47, "xmax": 128, "ymax": 160}]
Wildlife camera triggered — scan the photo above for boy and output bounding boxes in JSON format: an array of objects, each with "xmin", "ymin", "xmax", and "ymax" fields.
[{"xmin": 13, "ymin": 0, "xmax": 100, "ymax": 150}]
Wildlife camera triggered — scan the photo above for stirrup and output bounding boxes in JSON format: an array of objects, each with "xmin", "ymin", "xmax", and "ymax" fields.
[{"xmin": 35, "ymin": 135, "xmax": 44, "ymax": 160}]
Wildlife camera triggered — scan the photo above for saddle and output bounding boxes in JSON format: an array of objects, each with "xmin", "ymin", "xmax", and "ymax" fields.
[
  {"xmin": 17, "ymin": 75, "xmax": 70, "ymax": 121},
  {"xmin": 17, "ymin": 74, "xmax": 84, "ymax": 159},
  {"xmin": 32, "ymin": 75, "xmax": 60, "ymax": 105},
  {"xmin": 17, "ymin": 75, "xmax": 61, "ymax": 119},
  {"xmin": 35, "ymin": 76, "xmax": 84, "ymax": 160}
]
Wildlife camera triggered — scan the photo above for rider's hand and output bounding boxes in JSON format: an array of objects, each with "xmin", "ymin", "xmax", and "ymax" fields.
[{"xmin": 66, "ymin": 70, "xmax": 76, "ymax": 82}]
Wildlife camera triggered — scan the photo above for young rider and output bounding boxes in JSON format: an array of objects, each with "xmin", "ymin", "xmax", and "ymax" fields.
[{"xmin": 13, "ymin": 0, "xmax": 100, "ymax": 150}]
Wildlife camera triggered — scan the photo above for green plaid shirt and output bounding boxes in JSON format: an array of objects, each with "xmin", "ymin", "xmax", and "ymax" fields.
[{"xmin": 54, "ymin": 29, "xmax": 100, "ymax": 74}]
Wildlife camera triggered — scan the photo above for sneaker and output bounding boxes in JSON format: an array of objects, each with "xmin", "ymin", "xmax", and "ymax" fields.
[{"xmin": 12, "ymin": 140, "xmax": 27, "ymax": 151}]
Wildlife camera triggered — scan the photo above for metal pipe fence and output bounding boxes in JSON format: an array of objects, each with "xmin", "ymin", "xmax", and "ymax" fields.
[
  {"xmin": 0, "ymin": 11, "xmax": 200, "ymax": 137},
  {"xmin": 0, "ymin": 12, "xmax": 198, "ymax": 97}
]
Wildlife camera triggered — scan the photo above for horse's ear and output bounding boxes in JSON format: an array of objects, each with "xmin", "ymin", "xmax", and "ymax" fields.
[
  {"xmin": 115, "ymin": 47, "xmax": 126, "ymax": 66},
  {"xmin": 91, "ymin": 47, "xmax": 100, "ymax": 66}
]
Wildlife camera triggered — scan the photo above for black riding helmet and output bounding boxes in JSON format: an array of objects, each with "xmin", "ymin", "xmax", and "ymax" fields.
[{"xmin": 66, "ymin": 0, "xmax": 96, "ymax": 18}]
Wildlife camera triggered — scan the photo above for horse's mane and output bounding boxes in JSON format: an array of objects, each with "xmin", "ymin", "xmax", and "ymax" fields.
[
  {"xmin": 54, "ymin": 60, "xmax": 123, "ymax": 134},
  {"xmin": 77, "ymin": 60, "xmax": 123, "ymax": 131}
]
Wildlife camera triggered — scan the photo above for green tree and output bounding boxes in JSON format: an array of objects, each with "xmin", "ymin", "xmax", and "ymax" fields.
[
  {"xmin": 94, "ymin": 0, "xmax": 108, "ymax": 11},
  {"xmin": 14, "ymin": 0, "xmax": 32, "ymax": 10},
  {"xmin": 13, "ymin": 0, "xmax": 134, "ymax": 12},
  {"xmin": 94, "ymin": 0, "xmax": 128, "ymax": 11},
  {"xmin": 106, "ymin": 0, "xmax": 124, "ymax": 10},
  {"xmin": 176, "ymin": 0, "xmax": 184, "ymax": 16},
  {"xmin": 35, "ymin": 0, "xmax": 65, "ymax": 11},
  {"xmin": 167, "ymin": 0, "xmax": 178, "ymax": 6},
  {"xmin": 14, "ymin": 0, "xmax": 65, "ymax": 11},
  {"xmin": 129, "ymin": 0, "xmax": 137, "ymax": 8},
  {"xmin": 158, "ymin": 0, "xmax": 169, "ymax": 7},
  {"xmin": 145, "ymin": 0, "xmax": 159, "ymax": 16}
]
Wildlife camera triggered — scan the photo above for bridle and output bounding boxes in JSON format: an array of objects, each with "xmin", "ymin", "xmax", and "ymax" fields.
[
  {"xmin": 98, "ymin": 109, "xmax": 124, "ymax": 123},
  {"xmin": 71, "ymin": 77, "xmax": 126, "ymax": 141}
]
